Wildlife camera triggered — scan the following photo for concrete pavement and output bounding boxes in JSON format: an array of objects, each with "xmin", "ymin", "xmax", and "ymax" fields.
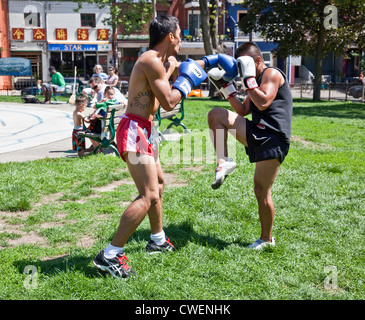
[{"xmin": 0, "ymin": 101, "xmax": 93, "ymax": 163}]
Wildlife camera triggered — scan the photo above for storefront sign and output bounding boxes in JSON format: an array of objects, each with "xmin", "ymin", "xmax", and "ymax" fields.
[
  {"xmin": 48, "ymin": 44, "xmax": 98, "ymax": 51},
  {"xmin": 97, "ymin": 29, "xmax": 109, "ymax": 41},
  {"xmin": 56, "ymin": 28, "xmax": 67, "ymax": 41},
  {"xmin": 12, "ymin": 28, "xmax": 24, "ymax": 40},
  {"xmin": 97, "ymin": 44, "xmax": 112, "ymax": 52},
  {"xmin": 77, "ymin": 29, "xmax": 89, "ymax": 41},
  {"xmin": 33, "ymin": 28, "xmax": 46, "ymax": 41},
  {"xmin": 0, "ymin": 58, "xmax": 32, "ymax": 76}
]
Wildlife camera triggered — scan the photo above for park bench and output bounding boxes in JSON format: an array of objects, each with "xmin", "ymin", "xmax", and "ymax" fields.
[
  {"xmin": 77, "ymin": 102, "xmax": 127, "ymax": 156},
  {"xmin": 155, "ymin": 99, "xmax": 190, "ymax": 140},
  {"xmin": 77, "ymin": 99, "xmax": 188, "ymax": 157},
  {"xmin": 52, "ymin": 78, "xmax": 86, "ymax": 102},
  {"xmin": 20, "ymin": 78, "xmax": 85, "ymax": 103}
]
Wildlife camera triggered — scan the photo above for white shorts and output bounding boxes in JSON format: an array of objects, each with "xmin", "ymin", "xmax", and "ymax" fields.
[{"xmin": 44, "ymin": 83, "xmax": 65, "ymax": 93}]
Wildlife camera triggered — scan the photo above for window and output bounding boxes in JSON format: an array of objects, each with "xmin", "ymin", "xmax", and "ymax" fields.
[
  {"xmin": 188, "ymin": 10, "xmax": 201, "ymax": 37},
  {"xmin": 262, "ymin": 52, "xmax": 272, "ymax": 67},
  {"xmin": 238, "ymin": 12, "xmax": 247, "ymax": 23},
  {"xmin": 81, "ymin": 14, "xmax": 96, "ymax": 27},
  {"xmin": 24, "ymin": 12, "xmax": 40, "ymax": 27},
  {"xmin": 237, "ymin": 10, "xmax": 260, "ymax": 39},
  {"xmin": 120, "ymin": 48, "xmax": 139, "ymax": 76}
]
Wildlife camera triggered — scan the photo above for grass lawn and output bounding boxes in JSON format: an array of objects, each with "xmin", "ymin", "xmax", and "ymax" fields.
[
  {"xmin": 0, "ymin": 94, "xmax": 70, "ymax": 103},
  {"xmin": 0, "ymin": 97, "xmax": 364, "ymax": 301}
]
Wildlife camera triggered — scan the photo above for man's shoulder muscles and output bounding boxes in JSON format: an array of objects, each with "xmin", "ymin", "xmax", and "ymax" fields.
[
  {"xmin": 262, "ymin": 67, "xmax": 284, "ymax": 86},
  {"xmin": 139, "ymin": 54, "xmax": 164, "ymax": 75}
]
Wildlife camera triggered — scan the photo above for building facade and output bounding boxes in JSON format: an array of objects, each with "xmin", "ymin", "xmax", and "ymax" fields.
[
  {"xmin": 8, "ymin": 0, "xmax": 113, "ymax": 82},
  {"xmin": 2, "ymin": 0, "xmax": 283, "ymax": 86},
  {"xmin": 117, "ymin": 0, "xmax": 233, "ymax": 80},
  {"xmin": 2, "ymin": 0, "xmax": 360, "ymax": 89}
]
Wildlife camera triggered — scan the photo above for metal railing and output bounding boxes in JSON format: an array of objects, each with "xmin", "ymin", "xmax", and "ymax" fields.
[{"xmin": 291, "ymin": 82, "xmax": 365, "ymax": 102}]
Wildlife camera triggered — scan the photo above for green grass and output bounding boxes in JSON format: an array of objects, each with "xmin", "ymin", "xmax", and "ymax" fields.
[
  {"xmin": 0, "ymin": 94, "xmax": 70, "ymax": 103},
  {"xmin": 0, "ymin": 98, "xmax": 364, "ymax": 300}
]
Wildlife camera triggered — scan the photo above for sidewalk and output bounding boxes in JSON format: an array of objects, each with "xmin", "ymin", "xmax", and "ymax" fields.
[{"xmin": 0, "ymin": 101, "xmax": 93, "ymax": 163}]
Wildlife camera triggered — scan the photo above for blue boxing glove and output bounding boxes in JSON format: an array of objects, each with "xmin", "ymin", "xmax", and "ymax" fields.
[
  {"xmin": 172, "ymin": 59, "xmax": 207, "ymax": 98},
  {"xmin": 202, "ymin": 53, "xmax": 237, "ymax": 81}
]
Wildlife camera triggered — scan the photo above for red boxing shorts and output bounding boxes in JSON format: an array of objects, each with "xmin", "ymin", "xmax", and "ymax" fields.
[{"xmin": 116, "ymin": 113, "xmax": 159, "ymax": 162}]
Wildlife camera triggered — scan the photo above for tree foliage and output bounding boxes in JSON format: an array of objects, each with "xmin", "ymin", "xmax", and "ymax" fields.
[
  {"xmin": 73, "ymin": 0, "xmax": 155, "ymax": 35},
  {"xmin": 238, "ymin": 0, "xmax": 365, "ymax": 57},
  {"xmin": 238, "ymin": 0, "xmax": 365, "ymax": 100}
]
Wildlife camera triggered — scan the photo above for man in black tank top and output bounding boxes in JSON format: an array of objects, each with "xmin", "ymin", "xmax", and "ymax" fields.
[{"xmin": 207, "ymin": 42, "xmax": 293, "ymax": 250}]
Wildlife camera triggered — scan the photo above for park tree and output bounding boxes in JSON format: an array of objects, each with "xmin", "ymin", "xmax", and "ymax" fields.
[
  {"xmin": 199, "ymin": 0, "xmax": 228, "ymax": 97},
  {"xmin": 238, "ymin": 0, "xmax": 365, "ymax": 101},
  {"xmin": 199, "ymin": 0, "xmax": 227, "ymax": 56}
]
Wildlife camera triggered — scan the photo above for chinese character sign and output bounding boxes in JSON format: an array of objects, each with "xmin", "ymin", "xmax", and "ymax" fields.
[
  {"xmin": 56, "ymin": 28, "xmax": 67, "ymax": 41},
  {"xmin": 33, "ymin": 29, "xmax": 46, "ymax": 41},
  {"xmin": 97, "ymin": 29, "xmax": 109, "ymax": 41},
  {"xmin": 77, "ymin": 29, "xmax": 89, "ymax": 41},
  {"xmin": 12, "ymin": 28, "xmax": 24, "ymax": 40}
]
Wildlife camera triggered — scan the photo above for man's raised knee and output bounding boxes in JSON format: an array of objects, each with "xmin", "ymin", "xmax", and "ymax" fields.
[{"xmin": 208, "ymin": 107, "xmax": 222, "ymax": 126}]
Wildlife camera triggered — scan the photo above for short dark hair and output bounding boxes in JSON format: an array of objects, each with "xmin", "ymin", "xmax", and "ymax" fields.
[
  {"xmin": 149, "ymin": 15, "xmax": 179, "ymax": 49},
  {"xmin": 235, "ymin": 42, "xmax": 263, "ymax": 60},
  {"xmin": 104, "ymin": 85, "xmax": 114, "ymax": 94},
  {"xmin": 75, "ymin": 96, "xmax": 86, "ymax": 107},
  {"xmin": 89, "ymin": 76, "xmax": 103, "ymax": 84},
  {"xmin": 49, "ymin": 66, "xmax": 56, "ymax": 72}
]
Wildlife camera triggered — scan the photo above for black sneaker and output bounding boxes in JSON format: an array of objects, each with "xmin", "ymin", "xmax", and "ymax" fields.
[
  {"xmin": 93, "ymin": 249, "xmax": 135, "ymax": 278},
  {"xmin": 146, "ymin": 237, "xmax": 176, "ymax": 254}
]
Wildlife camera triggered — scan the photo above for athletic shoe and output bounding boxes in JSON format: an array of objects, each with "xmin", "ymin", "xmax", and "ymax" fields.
[
  {"xmin": 211, "ymin": 158, "xmax": 237, "ymax": 190},
  {"xmin": 93, "ymin": 249, "xmax": 135, "ymax": 278},
  {"xmin": 247, "ymin": 237, "xmax": 276, "ymax": 250},
  {"xmin": 146, "ymin": 237, "xmax": 176, "ymax": 254}
]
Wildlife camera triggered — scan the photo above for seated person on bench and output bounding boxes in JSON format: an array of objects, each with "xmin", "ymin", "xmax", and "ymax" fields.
[
  {"xmin": 84, "ymin": 84, "xmax": 127, "ymax": 153},
  {"xmin": 81, "ymin": 76, "xmax": 127, "ymax": 107},
  {"xmin": 42, "ymin": 66, "xmax": 66, "ymax": 104}
]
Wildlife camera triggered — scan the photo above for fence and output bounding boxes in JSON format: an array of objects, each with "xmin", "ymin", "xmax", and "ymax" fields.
[
  {"xmin": 1, "ymin": 76, "xmax": 365, "ymax": 103},
  {"xmin": 290, "ymin": 82, "xmax": 365, "ymax": 102},
  {"xmin": 0, "ymin": 76, "xmax": 35, "ymax": 95}
]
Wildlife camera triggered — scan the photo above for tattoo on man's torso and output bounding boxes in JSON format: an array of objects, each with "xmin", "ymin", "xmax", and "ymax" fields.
[{"xmin": 132, "ymin": 90, "xmax": 154, "ymax": 109}]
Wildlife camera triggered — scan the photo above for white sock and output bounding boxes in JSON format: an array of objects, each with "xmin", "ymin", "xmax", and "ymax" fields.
[
  {"xmin": 150, "ymin": 230, "xmax": 166, "ymax": 245},
  {"xmin": 104, "ymin": 243, "xmax": 124, "ymax": 259}
]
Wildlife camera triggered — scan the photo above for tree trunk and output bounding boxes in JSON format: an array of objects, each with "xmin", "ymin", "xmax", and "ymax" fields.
[
  {"xmin": 167, "ymin": 0, "xmax": 179, "ymax": 15},
  {"xmin": 313, "ymin": 17, "xmax": 326, "ymax": 101},
  {"xmin": 152, "ymin": 0, "xmax": 156, "ymax": 18},
  {"xmin": 209, "ymin": 0, "xmax": 219, "ymax": 51},
  {"xmin": 199, "ymin": 0, "xmax": 213, "ymax": 55}
]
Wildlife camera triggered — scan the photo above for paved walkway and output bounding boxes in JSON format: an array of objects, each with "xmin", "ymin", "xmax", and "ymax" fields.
[{"xmin": 0, "ymin": 101, "xmax": 93, "ymax": 163}]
